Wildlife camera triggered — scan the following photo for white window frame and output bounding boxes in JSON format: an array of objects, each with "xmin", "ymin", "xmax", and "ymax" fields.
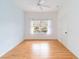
[{"xmin": 31, "ymin": 20, "xmax": 51, "ymax": 34}]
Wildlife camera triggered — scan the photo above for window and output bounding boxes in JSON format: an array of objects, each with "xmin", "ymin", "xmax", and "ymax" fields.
[{"xmin": 31, "ymin": 20, "xmax": 51, "ymax": 34}]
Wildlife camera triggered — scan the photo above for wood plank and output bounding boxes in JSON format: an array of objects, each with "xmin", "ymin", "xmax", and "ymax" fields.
[{"xmin": 0, "ymin": 40, "xmax": 78, "ymax": 59}]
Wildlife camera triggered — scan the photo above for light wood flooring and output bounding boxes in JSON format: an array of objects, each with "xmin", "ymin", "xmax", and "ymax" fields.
[{"xmin": 0, "ymin": 40, "xmax": 78, "ymax": 59}]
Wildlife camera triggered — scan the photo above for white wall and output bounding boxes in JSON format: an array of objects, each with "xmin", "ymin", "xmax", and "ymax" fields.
[
  {"xmin": 24, "ymin": 12, "xmax": 57, "ymax": 39},
  {"xmin": 0, "ymin": 0, "xmax": 24, "ymax": 57},
  {"xmin": 58, "ymin": 0, "xmax": 79, "ymax": 58}
]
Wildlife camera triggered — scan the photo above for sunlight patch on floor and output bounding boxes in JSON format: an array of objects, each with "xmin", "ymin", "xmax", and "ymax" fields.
[{"xmin": 32, "ymin": 43, "xmax": 49, "ymax": 58}]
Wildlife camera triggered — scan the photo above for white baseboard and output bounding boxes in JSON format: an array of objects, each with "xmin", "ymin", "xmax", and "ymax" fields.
[
  {"xmin": 58, "ymin": 39, "xmax": 79, "ymax": 59},
  {"xmin": 0, "ymin": 39, "xmax": 24, "ymax": 57}
]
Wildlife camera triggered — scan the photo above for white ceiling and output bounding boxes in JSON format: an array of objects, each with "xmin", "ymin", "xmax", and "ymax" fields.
[{"xmin": 16, "ymin": 0, "xmax": 63, "ymax": 12}]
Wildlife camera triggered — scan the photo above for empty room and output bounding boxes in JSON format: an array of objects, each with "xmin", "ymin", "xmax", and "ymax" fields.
[{"xmin": 0, "ymin": 0, "xmax": 79, "ymax": 59}]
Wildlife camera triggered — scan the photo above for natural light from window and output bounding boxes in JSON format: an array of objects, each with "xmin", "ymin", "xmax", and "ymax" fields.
[
  {"xmin": 32, "ymin": 43, "xmax": 49, "ymax": 58},
  {"xmin": 31, "ymin": 20, "xmax": 51, "ymax": 35}
]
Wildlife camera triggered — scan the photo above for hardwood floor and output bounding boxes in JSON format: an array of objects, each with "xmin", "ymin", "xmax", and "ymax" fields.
[{"xmin": 0, "ymin": 40, "xmax": 77, "ymax": 59}]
